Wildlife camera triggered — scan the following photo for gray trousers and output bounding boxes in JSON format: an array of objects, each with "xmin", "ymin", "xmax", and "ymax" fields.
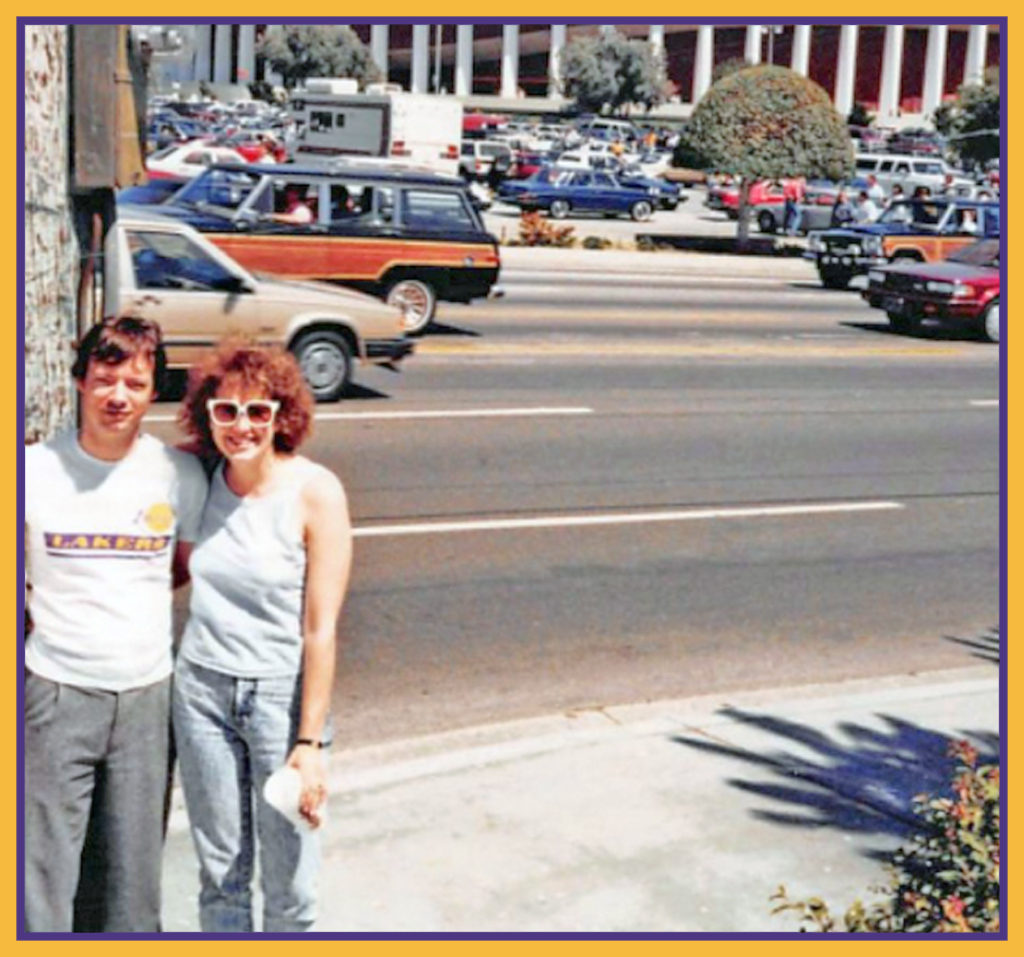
[{"xmin": 23, "ymin": 671, "xmax": 172, "ymax": 933}]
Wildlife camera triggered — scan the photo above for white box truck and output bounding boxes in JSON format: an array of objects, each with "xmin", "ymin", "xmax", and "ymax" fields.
[{"xmin": 290, "ymin": 79, "xmax": 463, "ymax": 176}]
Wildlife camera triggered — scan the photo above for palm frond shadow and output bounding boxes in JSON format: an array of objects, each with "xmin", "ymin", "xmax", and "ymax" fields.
[{"xmin": 673, "ymin": 708, "xmax": 999, "ymax": 861}]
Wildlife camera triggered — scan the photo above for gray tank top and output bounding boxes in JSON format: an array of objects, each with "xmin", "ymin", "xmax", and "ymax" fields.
[{"xmin": 181, "ymin": 457, "xmax": 320, "ymax": 677}]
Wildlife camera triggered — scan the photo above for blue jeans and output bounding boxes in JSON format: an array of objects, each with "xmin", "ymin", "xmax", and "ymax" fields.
[{"xmin": 171, "ymin": 658, "xmax": 320, "ymax": 933}]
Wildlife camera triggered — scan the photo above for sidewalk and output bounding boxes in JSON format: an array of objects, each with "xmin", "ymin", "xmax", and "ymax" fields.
[{"xmin": 161, "ymin": 665, "xmax": 999, "ymax": 934}]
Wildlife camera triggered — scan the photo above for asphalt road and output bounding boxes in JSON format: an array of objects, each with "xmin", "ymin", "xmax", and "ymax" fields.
[{"xmin": 151, "ymin": 252, "xmax": 1001, "ymax": 748}]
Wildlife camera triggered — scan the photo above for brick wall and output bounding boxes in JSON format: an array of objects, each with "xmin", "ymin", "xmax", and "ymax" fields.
[{"xmin": 24, "ymin": 24, "xmax": 78, "ymax": 443}]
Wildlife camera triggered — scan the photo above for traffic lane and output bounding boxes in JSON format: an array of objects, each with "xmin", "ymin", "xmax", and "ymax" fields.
[
  {"xmin": 335, "ymin": 494, "xmax": 998, "ymax": 745},
  {"xmin": 307, "ymin": 393, "xmax": 999, "ymax": 525}
]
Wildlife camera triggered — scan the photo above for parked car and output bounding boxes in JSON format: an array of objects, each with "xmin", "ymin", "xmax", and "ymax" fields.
[
  {"xmin": 459, "ymin": 140, "xmax": 515, "ymax": 181},
  {"xmin": 116, "ymin": 176, "xmax": 187, "ymax": 206},
  {"xmin": 498, "ymin": 168, "xmax": 665, "ymax": 221},
  {"xmin": 109, "ymin": 210, "xmax": 413, "ymax": 401},
  {"xmin": 885, "ymin": 127, "xmax": 946, "ymax": 157},
  {"xmin": 160, "ymin": 162, "xmax": 502, "ymax": 334},
  {"xmin": 853, "ymin": 153, "xmax": 972, "ymax": 197},
  {"xmin": 145, "ymin": 140, "xmax": 248, "ymax": 180},
  {"xmin": 805, "ymin": 197, "xmax": 1000, "ymax": 289},
  {"xmin": 618, "ymin": 168, "xmax": 683, "ymax": 210},
  {"xmin": 861, "ymin": 237, "xmax": 999, "ymax": 341}
]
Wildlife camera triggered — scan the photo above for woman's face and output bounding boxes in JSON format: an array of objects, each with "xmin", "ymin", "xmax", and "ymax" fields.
[{"xmin": 208, "ymin": 375, "xmax": 278, "ymax": 463}]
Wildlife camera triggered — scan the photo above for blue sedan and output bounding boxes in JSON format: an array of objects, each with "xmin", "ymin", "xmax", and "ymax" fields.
[{"xmin": 498, "ymin": 168, "xmax": 664, "ymax": 221}]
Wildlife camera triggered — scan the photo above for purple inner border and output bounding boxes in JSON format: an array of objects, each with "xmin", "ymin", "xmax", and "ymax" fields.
[{"xmin": 16, "ymin": 13, "xmax": 1007, "ymax": 941}]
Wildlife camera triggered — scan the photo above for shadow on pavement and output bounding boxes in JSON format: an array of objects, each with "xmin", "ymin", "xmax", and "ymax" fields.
[
  {"xmin": 672, "ymin": 703, "xmax": 999, "ymax": 860},
  {"xmin": 944, "ymin": 627, "xmax": 1000, "ymax": 664},
  {"xmin": 423, "ymin": 320, "xmax": 483, "ymax": 338}
]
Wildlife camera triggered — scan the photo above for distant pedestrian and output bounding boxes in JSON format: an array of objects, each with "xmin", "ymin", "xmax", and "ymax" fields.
[
  {"xmin": 782, "ymin": 177, "xmax": 805, "ymax": 235},
  {"xmin": 830, "ymin": 189, "xmax": 855, "ymax": 227},
  {"xmin": 865, "ymin": 173, "xmax": 886, "ymax": 204},
  {"xmin": 853, "ymin": 190, "xmax": 879, "ymax": 223}
]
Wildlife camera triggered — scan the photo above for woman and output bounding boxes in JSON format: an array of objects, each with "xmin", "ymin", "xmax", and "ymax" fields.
[{"xmin": 173, "ymin": 339, "xmax": 352, "ymax": 933}]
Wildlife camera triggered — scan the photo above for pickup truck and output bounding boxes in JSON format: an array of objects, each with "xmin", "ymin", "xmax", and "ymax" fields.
[
  {"xmin": 105, "ymin": 209, "xmax": 413, "ymax": 402},
  {"xmin": 804, "ymin": 197, "xmax": 1000, "ymax": 289}
]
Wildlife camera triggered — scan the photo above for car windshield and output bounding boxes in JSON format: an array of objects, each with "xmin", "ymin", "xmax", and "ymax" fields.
[
  {"xmin": 947, "ymin": 238, "xmax": 999, "ymax": 268},
  {"xmin": 877, "ymin": 200, "xmax": 949, "ymax": 229},
  {"xmin": 174, "ymin": 168, "xmax": 263, "ymax": 214}
]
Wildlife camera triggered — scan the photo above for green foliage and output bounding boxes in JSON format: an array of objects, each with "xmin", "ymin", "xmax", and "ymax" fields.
[
  {"xmin": 581, "ymin": 235, "xmax": 613, "ymax": 250},
  {"xmin": 517, "ymin": 212, "xmax": 576, "ymax": 247},
  {"xmin": 687, "ymin": 65, "xmax": 853, "ymax": 182},
  {"xmin": 711, "ymin": 57, "xmax": 753, "ymax": 84},
  {"xmin": 933, "ymin": 68, "xmax": 1000, "ymax": 167},
  {"xmin": 258, "ymin": 24, "xmax": 382, "ymax": 90},
  {"xmin": 560, "ymin": 30, "xmax": 670, "ymax": 115},
  {"xmin": 847, "ymin": 102, "xmax": 875, "ymax": 127},
  {"xmin": 772, "ymin": 740, "xmax": 1000, "ymax": 933}
]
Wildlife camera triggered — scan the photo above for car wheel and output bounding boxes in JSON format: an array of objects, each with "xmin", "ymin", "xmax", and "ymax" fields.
[
  {"xmin": 549, "ymin": 199, "xmax": 571, "ymax": 219},
  {"xmin": 979, "ymin": 299, "xmax": 999, "ymax": 343},
  {"xmin": 757, "ymin": 210, "xmax": 777, "ymax": 234},
  {"xmin": 386, "ymin": 278, "xmax": 437, "ymax": 335},
  {"xmin": 630, "ymin": 200, "xmax": 653, "ymax": 222},
  {"xmin": 887, "ymin": 310, "xmax": 920, "ymax": 336},
  {"xmin": 291, "ymin": 329, "xmax": 352, "ymax": 403},
  {"xmin": 819, "ymin": 268, "xmax": 852, "ymax": 290}
]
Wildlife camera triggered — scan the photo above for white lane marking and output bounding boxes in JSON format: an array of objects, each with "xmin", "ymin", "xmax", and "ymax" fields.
[
  {"xmin": 970, "ymin": 400, "xmax": 1000, "ymax": 407},
  {"xmin": 145, "ymin": 406, "xmax": 594, "ymax": 424},
  {"xmin": 353, "ymin": 501, "xmax": 904, "ymax": 539},
  {"xmin": 502, "ymin": 271, "xmax": 800, "ymax": 286}
]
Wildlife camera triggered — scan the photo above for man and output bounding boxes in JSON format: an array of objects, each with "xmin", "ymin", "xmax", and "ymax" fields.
[
  {"xmin": 853, "ymin": 189, "xmax": 880, "ymax": 224},
  {"xmin": 23, "ymin": 316, "xmax": 207, "ymax": 932},
  {"xmin": 865, "ymin": 173, "xmax": 886, "ymax": 205}
]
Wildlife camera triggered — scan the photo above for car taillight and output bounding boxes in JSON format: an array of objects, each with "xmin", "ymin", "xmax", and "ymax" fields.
[
  {"xmin": 391, "ymin": 140, "xmax": 410, "ymax": 157},
  {"xmin": 445, "ymin": 144, "xmax": 458, "ymax": 159}
]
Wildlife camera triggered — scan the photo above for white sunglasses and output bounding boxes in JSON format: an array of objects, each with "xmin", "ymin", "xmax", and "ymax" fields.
[{"xmin": 206, "ymin": 398, "xmax": 281, "ymax": 427}]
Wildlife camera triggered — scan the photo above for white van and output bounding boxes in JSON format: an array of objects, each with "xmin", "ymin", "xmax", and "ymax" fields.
[{"xmin": 854, "ymin": 153, "xmax": 973, "ymax": 196}]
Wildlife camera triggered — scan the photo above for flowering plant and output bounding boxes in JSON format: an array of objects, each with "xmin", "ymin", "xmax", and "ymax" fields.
[{"xmin": 772, "ymin": 740, "xmax": 1000, "ymax": 933}]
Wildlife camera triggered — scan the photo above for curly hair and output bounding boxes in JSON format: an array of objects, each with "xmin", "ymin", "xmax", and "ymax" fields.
[{"xmin": 179, "ymin": 338, "xmax": 314, "ymax": 461}]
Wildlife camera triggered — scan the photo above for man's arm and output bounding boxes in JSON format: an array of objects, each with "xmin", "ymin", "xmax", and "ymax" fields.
[{"xmin": 172, "ymin": 541, "xmax": 193, "ymax": 589}]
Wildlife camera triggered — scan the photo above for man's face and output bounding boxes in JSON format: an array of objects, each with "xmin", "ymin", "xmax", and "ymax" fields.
[{"xmin": 77, "ymin": 353, "xmax": 156, "ymax": 448}]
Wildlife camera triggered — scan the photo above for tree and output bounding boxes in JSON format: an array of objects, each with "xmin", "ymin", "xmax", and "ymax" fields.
[
  {"xmin": 934, "ymin": 67, "xmax": 999, "ymax": 169},
  {"xmin": 560, "ymin": 29, "xmax": 670, "ymax": 115},
  {"xmin": 258, "ymin": 24, "xmax": 382, "ymax": 90},
  {"xmin": 847, "ymin": 102, "xmax": 875, "ymax": 127},
  {"xmin": 687, "ymin": 65, "xmax": 854, "ymax": 249}
]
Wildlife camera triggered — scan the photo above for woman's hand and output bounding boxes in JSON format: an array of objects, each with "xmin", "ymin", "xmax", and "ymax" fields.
[{"xmin": 286, "ymin": 744, "xmax": 327, "ymax": 829}]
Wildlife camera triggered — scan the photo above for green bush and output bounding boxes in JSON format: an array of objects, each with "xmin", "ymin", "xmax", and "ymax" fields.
[
  {"xmin": 581, "ymin": 236, "xmax": 612, "ymax": 250},
  {"xmin": 772, "ymin": 740, "xmax": 1000, "ymax": 933}
]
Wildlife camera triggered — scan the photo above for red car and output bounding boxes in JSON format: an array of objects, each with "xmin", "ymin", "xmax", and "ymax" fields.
[{"xmin": 861, "ymin": 238, "xmax": 1000, "ymax": 341}]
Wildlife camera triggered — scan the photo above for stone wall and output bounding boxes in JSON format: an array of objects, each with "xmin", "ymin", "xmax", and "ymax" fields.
[{"xmin": 24, "ymin": 24, "xmax": 78, "ymax": 443}]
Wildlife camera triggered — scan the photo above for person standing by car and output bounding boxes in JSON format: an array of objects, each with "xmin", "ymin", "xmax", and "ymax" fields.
[
  {"xmin": 830, "ymin": 188, "xmax": 855, "ymax": 226},
  {"xmin": 23, "ymin": 316, "xmax": 207, "ymax": 932},
  {"xmin": 853, "ymin": 189, "xmax": 880, "ymax": 223},
  {"xmin": 865, "ymin": 173, "xmax": 886, "ymax": 205},
  {"xmin": 783, "ymin": 177, "xmax": 806, "ymax": 235},
  {"xmin": 173, "ymin": 339, "xmax": 352, "ymax": 933}
]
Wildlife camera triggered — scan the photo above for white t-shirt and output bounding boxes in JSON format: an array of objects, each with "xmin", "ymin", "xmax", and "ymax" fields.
[{"xmin": 24, "ymin": 431, "xmax": 207, "ymax": 691}]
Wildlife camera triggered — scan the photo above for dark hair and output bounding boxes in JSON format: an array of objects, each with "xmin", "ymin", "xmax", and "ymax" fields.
[
  {"xmin": 72, "ymin": 315, "xmax": 167, "ymax": 392},
  {"xmin": 179, "ymin": 337, "xmax": 314, "ymax": 461}
]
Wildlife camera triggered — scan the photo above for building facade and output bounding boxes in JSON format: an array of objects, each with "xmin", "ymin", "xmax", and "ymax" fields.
[{"xmin": 153, "ymin": 22, "xmax": 999, "ymax": 124}]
